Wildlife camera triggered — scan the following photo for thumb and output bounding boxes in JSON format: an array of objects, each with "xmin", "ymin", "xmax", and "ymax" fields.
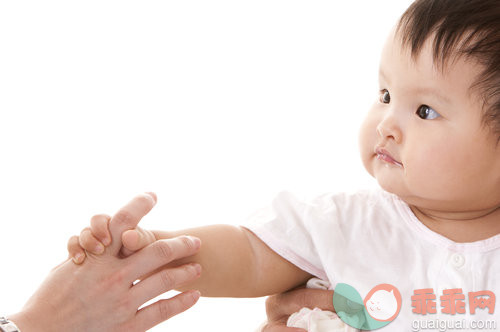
[
  {"xmin": 108, "ymin": 192, "xmax": 157, "ymax": 256},
  {"xmin": 120, "ymin": 227, "xmax": 158, "ymax": 257}
]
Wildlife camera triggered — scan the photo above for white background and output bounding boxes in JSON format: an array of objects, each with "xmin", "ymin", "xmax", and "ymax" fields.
[{"xmin": 0, "ymin": 1, "xmax": 413, "ymax": 331}]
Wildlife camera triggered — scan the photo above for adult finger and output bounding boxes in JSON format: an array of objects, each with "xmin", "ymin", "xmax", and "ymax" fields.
[
  {"xmin": 90, "ymin": 214, "xmax": 111, "ymax": 246},
  {"xmin": 120, "ymin": 227, "xmax": 157, "ymax": 257},
  {"xmin": 124, "ymin": 236, "xmax": 201, "ymax": 282},
  {"xmin": 108, "ymin": 192, "xmax": 157, "ymax": 256},
  {"xmin": 266, "ymin": 289, "xmax": 334, "ymax": 322},
  {"xmin": 135, "ymin": 290, "xmax": 200, "ymax": 332},
  {"xmin": 262, "ymin": 323, "xmax": 306, "ymax": 332},
  {"xmin": 67, "ymin": 235, "xmax": 86, "ymax": 264},
  {"xmin": 130, "ymin": 262, "xmax": 201, "ymax": 308}
]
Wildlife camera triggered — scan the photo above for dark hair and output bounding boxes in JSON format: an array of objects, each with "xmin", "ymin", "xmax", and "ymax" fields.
[{"xmin": 396, "ymin": 0, "xmax": 500, "ymax": 143}]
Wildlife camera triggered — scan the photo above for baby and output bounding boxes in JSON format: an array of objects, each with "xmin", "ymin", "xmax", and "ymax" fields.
[{"xmin": 69, "ymin": 0, "xmax": 500, "ymax": 330}]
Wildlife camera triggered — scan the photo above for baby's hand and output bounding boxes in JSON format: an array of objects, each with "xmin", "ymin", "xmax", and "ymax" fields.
[{"xmin": 67, "ymin": 193, "xmax": 159, "ymax": 264}]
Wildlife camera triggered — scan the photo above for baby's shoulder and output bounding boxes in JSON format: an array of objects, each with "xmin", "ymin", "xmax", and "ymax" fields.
[
  {"xmin": 309, "ymin": 187, "xmax": 401, "ymax": 211},
  {"xmin": 271, "ymin": 188, "xmax": 409, "ymax": 231},
  {"xmin": 303, "ymin": 188, "xmax": 409, "ymax": 229}
]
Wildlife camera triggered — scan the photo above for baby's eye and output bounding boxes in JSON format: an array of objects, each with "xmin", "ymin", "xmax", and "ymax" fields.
[
  {"xmin": 379, "ymin": 90, "xmax": 390, "ymax": 104},
  {"xmin": 416, "ymin": 105, "xmax": 441, "ymax": 120}
]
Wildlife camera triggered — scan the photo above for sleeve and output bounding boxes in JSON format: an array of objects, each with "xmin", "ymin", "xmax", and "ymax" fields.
[{"xmin": 243, "ymin": 191, "xmax": 328, "ymax": 281}]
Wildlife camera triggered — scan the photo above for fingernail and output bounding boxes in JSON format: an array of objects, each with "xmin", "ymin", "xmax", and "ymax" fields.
[
  {"xmin": 73, "ymin": 253, "xmax": 83, "ymax": 264},
  {"xmin": 95, "ymin": 243, "xmax": 105, "ymax": 254},
  {"xmin": 188, "ymin": 236, "xmax": 201, "ymax": 249},
  {"xmin": 145, "ymin": 192, "xmax": 157, "ymax": 205},
  {"xmin": 191, "ymin": 290, "xmax": 201, "ymax": 301},
  {"xmin": 102, "ymin": 237, "xmax": 111, "ymax": 246},
  {"xmin": 191, "ymin": 263, "xmax": 202, "ymax": 275}
]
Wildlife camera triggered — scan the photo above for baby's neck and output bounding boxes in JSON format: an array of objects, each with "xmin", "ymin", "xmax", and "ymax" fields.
[{"xmin": 409, "ymin": 204, "xmax": 500, "ymax": 243}]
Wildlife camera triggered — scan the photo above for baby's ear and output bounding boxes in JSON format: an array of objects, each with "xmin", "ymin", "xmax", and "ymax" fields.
[{"xmin": 120, "ymin": 227, "xmax": 157, "ymax": 257}]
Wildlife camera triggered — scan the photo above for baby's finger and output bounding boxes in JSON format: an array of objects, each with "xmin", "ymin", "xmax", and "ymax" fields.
[
  {"xmin": 67, "ymin": 235, "xmax": 86, "ymax": 264},
  {"xmin": 79, "ymin": 227, "xmax": 105, "ymax": 255},
  {"xmin": 90, "ymin": 214, "xmax": 111, "ymax": 246},
  {"xmin": 120, "ymin": 228, "xmax": 157, "ymax": 257}
]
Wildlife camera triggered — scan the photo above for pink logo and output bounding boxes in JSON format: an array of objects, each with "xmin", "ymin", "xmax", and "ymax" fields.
[{"xmin": 364, "ymin": 284, "xmax": 402, "ymax": 322}]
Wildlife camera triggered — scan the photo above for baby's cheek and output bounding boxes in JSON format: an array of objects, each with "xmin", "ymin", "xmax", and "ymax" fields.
[
  {"xmin": 358, "ymin": 110, "xmax": 379, "ymax": 175},
  {"xmin": 405, "ymin": 143, "xmax": 463, "ymax": 199}
]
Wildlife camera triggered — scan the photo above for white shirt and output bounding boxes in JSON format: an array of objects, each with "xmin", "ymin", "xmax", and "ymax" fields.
[{"xmin": 245, "ymin": 188, "xmax": 500, "ymax": 331}]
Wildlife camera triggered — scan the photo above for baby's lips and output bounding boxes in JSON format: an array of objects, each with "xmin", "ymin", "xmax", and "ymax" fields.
[{"xmin": 375, "ymin": 147, "xmax": 403, "ymax": 167}]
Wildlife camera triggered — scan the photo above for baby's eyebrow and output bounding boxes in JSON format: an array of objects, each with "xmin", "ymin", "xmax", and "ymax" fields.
[
  {"xmin": 379, "ymin": 69, "xmax": 389, "ymax": 84},
  {"xmin": 412, "ymin": 86, "xmax": 452, "ymax": 105}
]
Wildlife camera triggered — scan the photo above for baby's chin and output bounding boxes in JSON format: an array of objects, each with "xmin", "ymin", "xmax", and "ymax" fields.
[
  {"xmin": 376, "ymin": 179, "xmax": 402, "ymax": 196},
  {"xmin": 371, "ymin": 167, "xmax": 404, "ymax": 195},
  {"xmin": 361, "ymin": 153, "xmax": 410, "ymax": 198}
]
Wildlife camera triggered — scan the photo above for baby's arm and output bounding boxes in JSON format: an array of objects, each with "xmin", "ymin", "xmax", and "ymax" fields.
[
  {"xmin": 157, "ymin": 225, "xmax": 312, "ymax": 297},
  {"xmin": 70, "ymin": 222, "xmax": 312, "ymax": 298}
]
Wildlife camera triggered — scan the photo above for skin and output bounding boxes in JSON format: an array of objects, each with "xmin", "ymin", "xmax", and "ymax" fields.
[
  {"xmin": 9, "ymin": 194, "xmax": 203, "ymax": 332},
  {"xmin": 359, "ymin": 29, "xmax": 500, "ymax": 243},
  {"xmin": 71, "ymin": 211, "xmax": 312, "ymax": 298},
  {"xmin": 69, "ymin": 211, "xmax": 328, "ymax": 332}
]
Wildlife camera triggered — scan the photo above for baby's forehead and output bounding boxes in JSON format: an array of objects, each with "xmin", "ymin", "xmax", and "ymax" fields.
[
  {"xmin": 393, "ymin": 28, "xmax": 480, "ymax": 73},
  {"xmin": 394, "ymin": 7, "xmax": 500, "ymax": 99},
  {"xmin": 385, "ymin": 30, "xmax": 485, "ymax": 94}
]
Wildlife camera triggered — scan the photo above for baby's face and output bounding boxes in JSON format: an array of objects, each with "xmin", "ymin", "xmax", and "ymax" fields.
[{"xmin": 359, "ymin": 29, "xmax": 500, "ymax": 212}]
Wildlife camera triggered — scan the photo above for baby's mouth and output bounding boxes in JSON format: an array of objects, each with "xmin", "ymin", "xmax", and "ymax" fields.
[{"xmin": 375, "ymin": 148, "xmax": 403, "ymax": 168}]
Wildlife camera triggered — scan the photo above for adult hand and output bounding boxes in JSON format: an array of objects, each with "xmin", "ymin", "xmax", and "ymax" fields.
[
  {"xmin": 9, "ymin": 193, "xmax": 202, "ymax": 332},
  {"xmin": 262, "ymin": 287, "xmax": 334, "ymax": 332}
]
